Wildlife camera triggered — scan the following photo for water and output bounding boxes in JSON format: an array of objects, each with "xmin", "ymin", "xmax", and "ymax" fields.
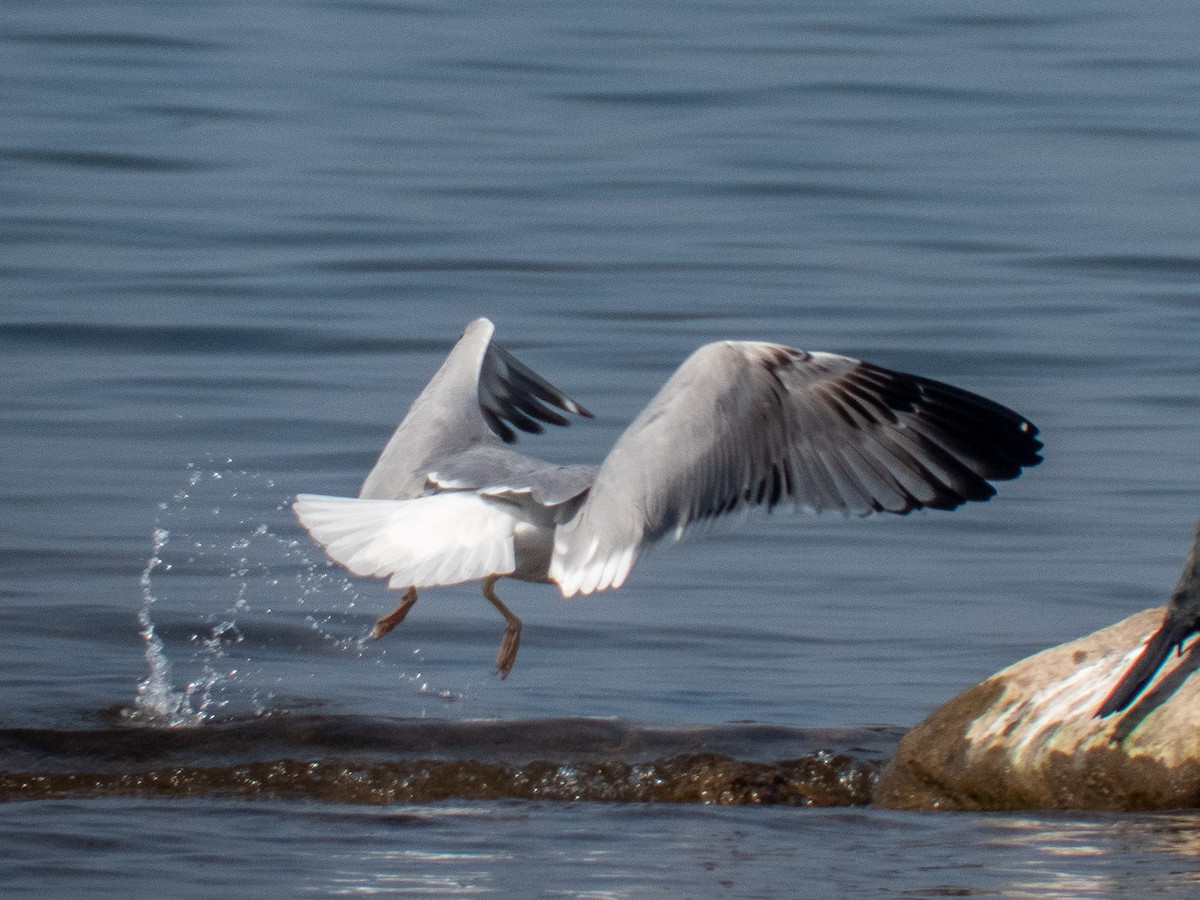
[{"xmin": 3, "ymin": 0, "xmax": 1200, "ymax": 894}]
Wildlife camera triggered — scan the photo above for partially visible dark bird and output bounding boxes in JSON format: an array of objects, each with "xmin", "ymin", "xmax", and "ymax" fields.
[{"xmin": 1096, "ymin": 519, "xmax": 1200, "ymax": 717}]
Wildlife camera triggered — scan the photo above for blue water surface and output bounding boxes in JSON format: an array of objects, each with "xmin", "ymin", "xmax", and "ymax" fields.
[{"xmin": 3, "ymin": 0, "xmax": 1200, "ymax": 895}]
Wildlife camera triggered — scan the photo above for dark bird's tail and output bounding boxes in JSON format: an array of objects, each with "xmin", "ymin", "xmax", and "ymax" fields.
[
  {"xmin": 1095, "ymin": 519, "xmax": 1200, "ymax": 718},
  {"xmin": 1095, "ymin": 619, "xmax": 1193, "ymax": 717}
]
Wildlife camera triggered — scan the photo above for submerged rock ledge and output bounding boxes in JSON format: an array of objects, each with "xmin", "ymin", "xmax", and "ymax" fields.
[
  {"xmin": 0, "ymin": 752, "xmax": 878, "ymax": 806},
  {"xmin": 875, "ymin": 606, "xmax": 1200, "ymax": 811},
  {"xmin": 0, "ymin": 715, "xmax": 897, "ymax": 806}
]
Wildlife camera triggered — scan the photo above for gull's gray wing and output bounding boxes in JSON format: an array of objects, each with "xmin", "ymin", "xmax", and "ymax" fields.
[
  {"xmin": 550, "ymin": 341, "xmax": 1042, "ymax": 596},
  {"xmin": 359, "ymin": 318, "xmax": 592, "ymax": 500}
]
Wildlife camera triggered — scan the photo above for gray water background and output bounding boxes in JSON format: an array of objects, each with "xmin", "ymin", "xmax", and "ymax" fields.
[{"xmin": 3, "ymin": 0, "xmax": 1200, "ymax": 895}]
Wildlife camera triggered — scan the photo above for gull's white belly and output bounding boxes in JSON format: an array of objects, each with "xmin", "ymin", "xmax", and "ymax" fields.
[{"xmin": 503, "ymin": 501, "xmax": 557, "ymax": 584}]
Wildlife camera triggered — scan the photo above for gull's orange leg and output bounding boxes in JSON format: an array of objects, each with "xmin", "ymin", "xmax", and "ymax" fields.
[
  {"xmin": 371, "ymin": 586, "xmax": 418, "ymax": 639},
  {"xmin": 482, "ymin": 575, "xmax": 521, "ymax": 678}
]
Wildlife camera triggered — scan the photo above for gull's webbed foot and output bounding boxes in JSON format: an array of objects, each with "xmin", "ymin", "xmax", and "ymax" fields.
[
  {"xmin": 371, "ymin": 586, "xmax": 418, "ymax": 639},
  {"xmin": 495, "ymin": 620, "xmax": 521, "ymax": 679},
  {"xmin": 482, "ymin": 576, "xmax": 522, "ymax": 678}
]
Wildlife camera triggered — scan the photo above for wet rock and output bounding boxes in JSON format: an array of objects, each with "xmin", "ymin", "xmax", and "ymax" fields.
[
  {"xmin": 0, "ymin": 752, "xmax": 881, "ymax": 806},
  {"xmin": 874, "ymin": 606, "xmax": 1200, "ymax": 811}
]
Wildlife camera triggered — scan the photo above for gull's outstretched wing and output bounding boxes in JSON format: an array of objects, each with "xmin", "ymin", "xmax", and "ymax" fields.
[
  {"xmin": 359, "ymin": 318, "xmax": 592, "ymax": 500},
  {"xmin": 550, "ymin": 341, "xmax": 1042, "ymax": 596}
]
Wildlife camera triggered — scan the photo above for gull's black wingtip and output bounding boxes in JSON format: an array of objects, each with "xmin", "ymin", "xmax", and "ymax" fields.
[{"xmin": 1020, "ymin": 420, "xmax": 1044, "ymax": 467}]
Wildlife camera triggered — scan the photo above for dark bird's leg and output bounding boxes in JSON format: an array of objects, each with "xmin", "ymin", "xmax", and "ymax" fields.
[
  {"xmin": 482, "ymin": 575, "xmax": 521, "ymax": 678},
  {"xmin": 371, "ymin": 586, "xmax": 418, "ymax": 639},
  {"xmin": 1096, "ymin": 520, "xmax": 1200, "ymax": 717}
]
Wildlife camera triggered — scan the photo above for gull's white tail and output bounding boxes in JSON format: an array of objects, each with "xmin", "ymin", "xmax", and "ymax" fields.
[{"xmin": 293, "ymin": 493, "xmax": 517, "ymax": 589}]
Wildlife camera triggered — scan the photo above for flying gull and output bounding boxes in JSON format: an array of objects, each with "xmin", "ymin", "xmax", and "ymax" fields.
[{"xmin": 294, "ymin": 317, "xmax": 1042, "ymax": 676}]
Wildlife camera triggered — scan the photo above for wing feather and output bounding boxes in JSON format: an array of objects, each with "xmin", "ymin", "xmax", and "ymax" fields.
[
  {"xmin": 478, "ymin": 340, "xmax": 592, "ymax": 444},
  {"xmin": 550, "ymin": 341, "xmax": 1041, "ymax": 596}
]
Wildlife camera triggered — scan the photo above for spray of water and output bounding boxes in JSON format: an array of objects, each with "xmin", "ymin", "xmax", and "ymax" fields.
[
  {"xmin": 127, "ymin": 461, "xmax": 460, "ymax": 727},
  {"xmin": 133, "ymin": 527, "xmax": 201, "ymax": 726},
  {"xmin": 130, "ymin": 467, "xmax": 262, "ymax": 726}
]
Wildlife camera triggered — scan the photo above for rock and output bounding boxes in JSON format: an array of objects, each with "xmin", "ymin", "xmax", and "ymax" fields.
[{"xmin": 874, "ymin": 605, "xmax": 1200, "ymax": 811}]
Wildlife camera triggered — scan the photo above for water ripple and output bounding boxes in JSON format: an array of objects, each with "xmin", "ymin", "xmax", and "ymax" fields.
[
  {"xmin": 0, "ymin": 148, "xmax": 223, "ymax": 173},
  {"xmin": 4, "ymin": 30, "xmax": 224, "ymax": 52},
  {"xmin": 0, "ymin": 322, "xmax": 444, "ymax": 356}
]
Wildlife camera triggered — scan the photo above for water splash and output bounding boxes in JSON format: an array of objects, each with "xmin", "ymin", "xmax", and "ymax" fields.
[
  {"xmin": 130, "ymin": 468, "xmax": 267, "ymax": 727},
  {"xmin": 133, "ymin": 527, "xmax": 201, "ymax": 726},
  {"xmin": 126, "ymin": 460, "xmax": 461, "ymax": 726}
]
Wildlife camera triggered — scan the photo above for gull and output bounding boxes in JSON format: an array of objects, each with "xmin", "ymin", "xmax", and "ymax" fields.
[{"xmin": 294, "ymin": 317, "xmax": 1042, "ymax": 677}]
